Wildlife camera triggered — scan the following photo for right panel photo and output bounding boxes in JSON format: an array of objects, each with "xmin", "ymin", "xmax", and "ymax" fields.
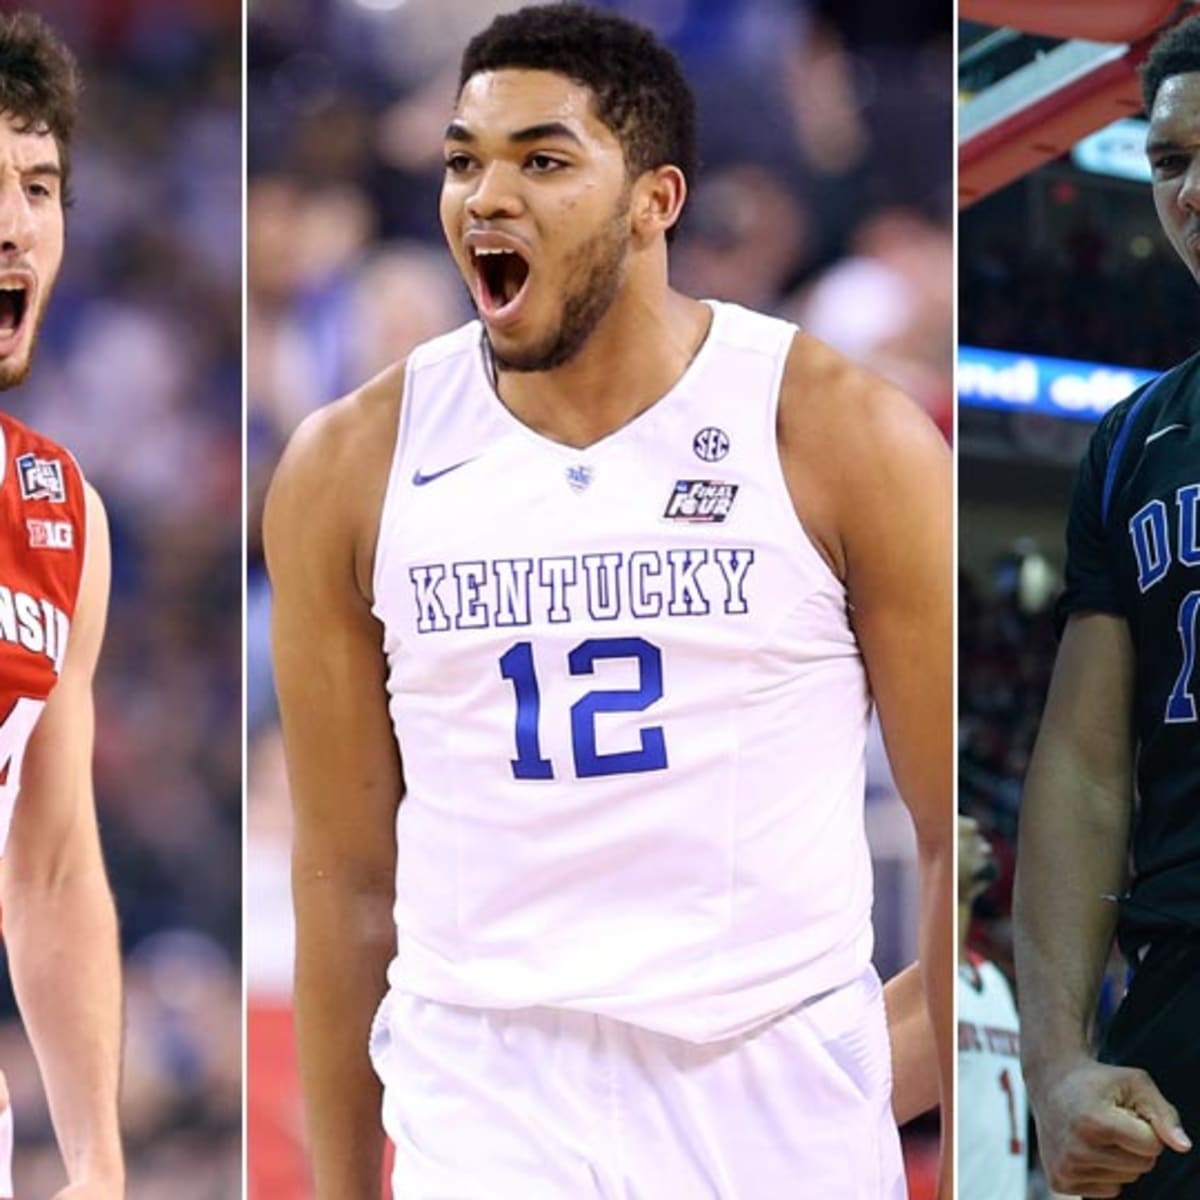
[{"xmin": 959, "ymin": 5, "xmax": 1199, "ymax": 1199}]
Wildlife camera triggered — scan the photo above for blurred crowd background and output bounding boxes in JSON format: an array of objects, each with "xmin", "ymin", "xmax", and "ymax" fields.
[
  {"xmin": 958, "ymin": 18, "xmax": 1193, "ymax": 1199},
  {"xmin": 245, "ymin": 0, "xmax": 952, "ymax": 1195},
  {"xmin": 0, "ymin": 0, "xmax": 241, "ymax": 1196}
]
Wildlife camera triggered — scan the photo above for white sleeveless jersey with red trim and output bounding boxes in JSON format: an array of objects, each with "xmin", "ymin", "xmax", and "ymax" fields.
[
  {"xmin": 958, "ymin": 954, "xmax": 1028, "ymax": 1200},
  {"xmin": 371, "ymin": 302, "xmax": 876, "ymax": 1041},
  {"xmin": 0, "ymin": 412, "xmax": 86, "ymax": 853}
]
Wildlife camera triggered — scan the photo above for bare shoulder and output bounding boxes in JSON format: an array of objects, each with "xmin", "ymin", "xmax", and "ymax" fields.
[
  {"xmin": 82, "ymin": 477, "xmax": 111, "ymax": 576},
  {"xmin": 778, "ymin": 332, "xmax": 950, "ymax": 578},
  {"xmin": 65, "ymin": 481, "xmax": 112, "ymax": 680},
  {"xmin": 264, "ymin": 360, "xmax": 406, "ymax": 603}
]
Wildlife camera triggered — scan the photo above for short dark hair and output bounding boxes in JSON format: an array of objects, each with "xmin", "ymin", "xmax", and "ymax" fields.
[
  {"xmin": 459, "ymin": 3, "xmax": 697, "ymax": 238},
  {"xmin": 1141, "ymin": 14, "xmax": 1200, "ymax": 113},
  {"xmin": 0, "ymin": 12, "xmax": 80, "ymax": 204}
]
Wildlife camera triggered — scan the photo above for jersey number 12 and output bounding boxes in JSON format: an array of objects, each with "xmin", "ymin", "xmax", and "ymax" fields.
[{"xmin": 499, "ymin": 637, "xmax": 668, "ymax": 779}]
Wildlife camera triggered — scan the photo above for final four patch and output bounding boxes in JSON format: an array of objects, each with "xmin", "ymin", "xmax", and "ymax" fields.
[
  {"xmin": 663, "ymin": 480, "xmax": 738, "ymax": 523},
  {"xmin": 16, "ymin": 453, "xmax": 65, "ymax": 503}
]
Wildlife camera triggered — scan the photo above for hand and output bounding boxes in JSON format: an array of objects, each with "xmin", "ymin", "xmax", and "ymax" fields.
[{"xmin": 1032, "ymin": 1059, "xmax": 1191, "ymax": 1198}]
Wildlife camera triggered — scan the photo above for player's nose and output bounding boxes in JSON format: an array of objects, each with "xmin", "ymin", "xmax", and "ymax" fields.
[
  {"xmin": 0, "ymin": 176, "xmax": 35, "ymax": 256},
  {"xmin": 466, "ymin": 162, "xmax": 523, "ymax": 222},
  {"xmin": 1178, "ymin": 157, "xmax": 1200, "ymax": 216}
]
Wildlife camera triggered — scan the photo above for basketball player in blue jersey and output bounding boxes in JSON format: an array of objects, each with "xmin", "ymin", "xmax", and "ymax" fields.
[
  {"xmin": 1014, "ymin": 16, "xmax": 1200, "ymax": 1200},
  {"xmin": 266, "ymin": 6, "xmax": 953, "ymax": 1197},
  {"xmin": 0, "ymin": 13, "xmax": 124, "ymax": 1199}
]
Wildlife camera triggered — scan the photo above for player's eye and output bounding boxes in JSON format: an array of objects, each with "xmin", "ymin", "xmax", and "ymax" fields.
[
  {"xmin": 444, "ymin": 152, "xmax": 475, "ymax": 174},
  {"xmin": 1150, "ymin": 153, "xmax": 1187, "ymax": 177},
  {"xmin": 526, "ymin": 153, "xmax": 565, "ymax": 173}
]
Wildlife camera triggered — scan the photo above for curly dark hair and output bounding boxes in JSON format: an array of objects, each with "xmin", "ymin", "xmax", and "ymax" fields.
[
  {"xmin": 459, "ymin": 3, "xmax": 697, "ymax": 239},
  {"xmin": 1141, "ymin": 14, "xmax": 1200, "ymax": 113},
  {"xmin": 0, "ymin": 12, "xmax": 80, "ymax": 204}
]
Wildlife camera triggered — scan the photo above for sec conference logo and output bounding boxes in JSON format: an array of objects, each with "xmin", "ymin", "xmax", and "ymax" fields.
[{"xmin": 693, "ymin": 427, "xmax": 729, "ymax": 463}]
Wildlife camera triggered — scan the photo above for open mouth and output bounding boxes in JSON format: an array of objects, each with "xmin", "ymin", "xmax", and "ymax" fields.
[
  {"xmin": 0, "ymin": 285, "xmax": 28, "ymax": 338},
  {"xmin": 472, "ymin": 247, "xmax": 530, "ymax": 315}
]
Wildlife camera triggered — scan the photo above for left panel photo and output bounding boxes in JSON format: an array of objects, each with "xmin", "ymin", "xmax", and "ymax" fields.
[{"xmin": 0, "ymin": 3, "xmax": 242, "ymax": 1197}]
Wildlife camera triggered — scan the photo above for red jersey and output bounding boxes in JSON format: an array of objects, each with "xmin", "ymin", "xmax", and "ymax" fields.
[{"xmin": 0, "ymin": 412, "xmax": 87, "ymax": 852}]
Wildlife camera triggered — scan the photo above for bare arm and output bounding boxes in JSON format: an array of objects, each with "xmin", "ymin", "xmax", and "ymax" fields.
[
  {"xmin": 2, "ymin": 483, "xmax": 123, "ymax": 1197},
  {"xmin": 781, "ymin": 334, "xmax": 953, "ymax": 1193},
  {"xmin": 884, "ymin": 963, "xmax": 938, "ymax": 1124},
  {"xmin": 264, "ymin": 366, "xmax": 406, "ymax": 1200},
  {"xmin": 1016, "ymin": 614, "xmax": 1133, "ymax": 1088},
  {"xmin": 1014, "ymin": 612, "xmax": 1189, "ymax": 1196}
]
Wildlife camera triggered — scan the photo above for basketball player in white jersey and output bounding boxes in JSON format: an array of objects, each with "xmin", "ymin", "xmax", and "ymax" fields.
[
  {"xmin": 0, "ymin": 13, "xmax": 124, "ymax": 1199},
  {"xmin": 958, "ymin": 816, "xmax": 1027, "ymax": 1200},
  {"xmin": 266, "ymin": 6, "xmax": 953, "ymax": 1197}
]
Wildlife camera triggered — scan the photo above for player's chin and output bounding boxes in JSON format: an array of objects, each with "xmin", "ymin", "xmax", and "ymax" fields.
[
  {"xmin": 483, "ymin": 315, "xmax": 558, "ymax": 373},
  {"xmin": 0, "ymin": 350, "xmax": 33, "ymax": 392}
]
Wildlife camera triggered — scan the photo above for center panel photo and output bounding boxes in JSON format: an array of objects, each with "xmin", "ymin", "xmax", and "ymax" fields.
[{"xmin": 245, "ymin": 3, "xmax": 954, "ymax": 1197}]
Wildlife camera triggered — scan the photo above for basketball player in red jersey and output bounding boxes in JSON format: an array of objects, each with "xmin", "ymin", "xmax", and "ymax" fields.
[{"xmin": 0, "ymin": 14, "xmax": 123, "ymax": 1200}]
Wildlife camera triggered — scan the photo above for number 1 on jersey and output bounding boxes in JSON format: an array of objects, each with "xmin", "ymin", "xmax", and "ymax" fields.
[
  {"xmin": 500, "ymin": 637, "xmax": 669, "ymax": 780},
  {"xmin": 998, "ymin": 1067, "xmax": 1024, "ymax": 1155},
  {"xmin": 498, "ymin": 642, "xmax": 554, "ymax": 779},
  {"xmin": 1167, "ymin": 590, "xmax": 1200, "ymax": 723}
]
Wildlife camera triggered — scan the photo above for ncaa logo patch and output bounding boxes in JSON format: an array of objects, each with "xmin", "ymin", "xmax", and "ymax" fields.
[
  {"xmin": 693, "ymin": 427, "xmax": 729, "ymax": 462},
  {"xmin": 663, "ymin": 480, "xmax": 738, "ymax": 523},
  {"xmin": 16, "ymin": 453, "xmax": 66, "ymax": 503},
  {"xmin": 27, "ymin": 518, "xmax": 73, "ymax": 550},
  {"xmin": 565, "ymin": 464, "xmax": 593, "ymax": 492}
]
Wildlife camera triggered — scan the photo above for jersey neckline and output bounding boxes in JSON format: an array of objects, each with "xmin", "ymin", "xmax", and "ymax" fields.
[{"xmin": 470, "ymin": 298, "xmax": 724, "ymax": 458}]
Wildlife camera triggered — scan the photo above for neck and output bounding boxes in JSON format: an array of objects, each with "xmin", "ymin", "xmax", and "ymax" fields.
[
  {"xmin": 957, "ymin": 901, "xmax": 972, "ymax": 963},
  {"xmin": 493, "ymin": 279, "xmax": 712, "ymax": 450}
]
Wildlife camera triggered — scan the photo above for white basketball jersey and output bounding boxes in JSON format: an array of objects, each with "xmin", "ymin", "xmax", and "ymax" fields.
[
  {"xmin": 958, "ymin": 955, "xmax": 1028, "ymax": 1200},
  {"xmin": 371, "ymin": 300, "xmax": 875, "ymax": 1041}
]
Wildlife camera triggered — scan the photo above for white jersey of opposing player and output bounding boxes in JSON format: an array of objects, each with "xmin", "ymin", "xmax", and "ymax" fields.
[
  {"xmin": 372, "ymin": 300, "xmax": 874, "ymax": 1041},
  {"xmin": 958, "ymin": 954, "xmax": 1028, "ymax": 1200}
]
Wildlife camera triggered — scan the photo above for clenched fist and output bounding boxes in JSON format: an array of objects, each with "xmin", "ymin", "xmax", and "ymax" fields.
[{"xmin": 1032, "ymin": 1059, "xmax": 1191, "ymax": 1198}]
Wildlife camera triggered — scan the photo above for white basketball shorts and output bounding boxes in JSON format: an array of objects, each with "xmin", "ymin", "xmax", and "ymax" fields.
[{"xmin": 369, "ymin": 965, "xmax": 906, "ymax": 1199}]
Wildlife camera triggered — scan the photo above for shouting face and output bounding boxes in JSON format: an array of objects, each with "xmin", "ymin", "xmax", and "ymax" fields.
[
  {"xmin": 440, "ymin": 68, "xmax": 634, "ymax": 373},
  {"xmin": 0, "ymin": 111, "xmax": 63, "ymax": 390}
]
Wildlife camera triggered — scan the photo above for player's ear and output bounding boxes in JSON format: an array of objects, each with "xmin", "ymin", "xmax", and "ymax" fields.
[{"xmin": 631, "ymin": 165, "xmax": 687, "ymax": 244}]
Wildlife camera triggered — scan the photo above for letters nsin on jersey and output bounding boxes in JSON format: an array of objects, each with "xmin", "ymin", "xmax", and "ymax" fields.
[
  {"xmin": 408, "ymin": 548, "xmax": 757, "ymax": 634},
  {"xmin": 0, "ymin": 584, "xmax": 71, "ymax": 673}
]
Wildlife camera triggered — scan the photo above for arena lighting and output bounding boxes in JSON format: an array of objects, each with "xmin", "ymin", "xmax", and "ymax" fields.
[
  {"xmin": 958, "ymin": 346, "xmax": 1157, "ymax": 422},
  {"xmin": 1071, "ymin": 117, "xmax": 1152, "ymax": 182},
  {"xmin": 350, "ymin": 0, "xmax": 410, "ymax": 12}
]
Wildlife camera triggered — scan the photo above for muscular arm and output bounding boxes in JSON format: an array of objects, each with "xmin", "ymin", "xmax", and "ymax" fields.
[
  {"xmin": 780, "ymin": 335, "xmax": 953, "ymax": 1192},
  {"xmin": 2, "ymin": 484, "xmax": 123, "ymax": 1197},
  {"xmin": 1015, "ymin": 613, "xmax": 1133, "ymax": 1090},
  {"xmin": 264, "ymin": 366, "xmax": 405, "ymax": 1200},
  {"xmin": 1014, "ymin": 613, "xmax": 1189, "ymax": 1195}
]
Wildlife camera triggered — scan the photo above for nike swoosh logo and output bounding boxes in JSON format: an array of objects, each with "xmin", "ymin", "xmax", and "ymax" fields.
[
  {"xmin": 1146, "ymin": 423, "xmax": 1189, "ymax": 445},
  {"xmin": 412, "ymin": 458, "xmax": 476, "ymax": 487}
]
